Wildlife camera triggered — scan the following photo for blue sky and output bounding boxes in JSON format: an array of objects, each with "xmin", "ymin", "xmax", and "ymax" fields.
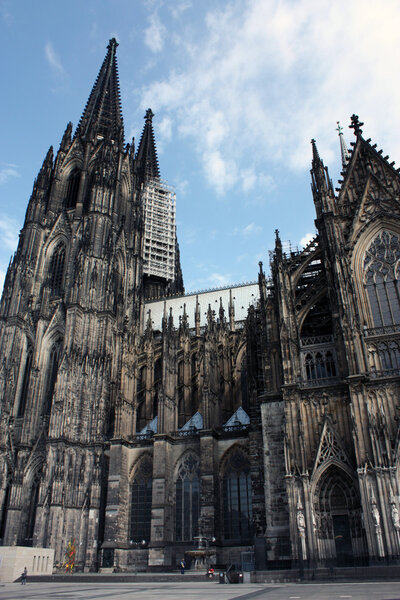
[{"xmin": 1, "ymin": 0, "xmax": 400, "ymax": 293}]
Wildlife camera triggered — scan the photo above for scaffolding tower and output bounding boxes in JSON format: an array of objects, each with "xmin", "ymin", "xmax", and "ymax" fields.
[{"xmin": 142, "ymin": 178, "xmax": 176, "ymax": 281}]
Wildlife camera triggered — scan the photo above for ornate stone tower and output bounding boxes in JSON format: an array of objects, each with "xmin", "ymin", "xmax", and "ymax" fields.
[{"xmin": 0, "ymin": 39, "xmax": 182, "ymax": 570}]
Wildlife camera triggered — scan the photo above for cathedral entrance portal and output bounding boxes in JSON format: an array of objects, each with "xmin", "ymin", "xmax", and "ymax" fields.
[
  {"xmin": 332, "ymin": 514, "xmax": 353, "ymax": 566},
  {"xmin": 314, "ymin": 465, "xmax": 367, "ymax": 567}
]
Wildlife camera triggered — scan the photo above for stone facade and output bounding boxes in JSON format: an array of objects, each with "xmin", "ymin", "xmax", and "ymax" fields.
[{"xmin": 1, "ymin": 40, "xmax": 400, "ymax": 572}]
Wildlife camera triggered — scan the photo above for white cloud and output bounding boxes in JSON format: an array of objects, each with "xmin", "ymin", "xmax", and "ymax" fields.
[
  {"xmin": 140, "ymin": 0, "xmax": 400, "ymax": 195},
  {"xmin": 45, "ymin": 42, "xmax": 65, "ymax": 76},
  {"xmin": 169, "ymin": 1, "xmax": 192, "ymax": 19},
  {"xmin": 0, "ymin": 216, "xmax": 19, "ymax": 251},
  {"xmin": 208, "ymin": 272, "xmax": 232, "ymax": 287},
  {"xmin": 144, "ymin": 14, "xmax": 167, "ymax": 53},
  {"xmin": 0, "ymin": 164, "xmax": 19, "ymax": 185},
  {"xmin": 236, "ymin": 223, "xmax": 262, "ymax": 237},
  {"xmin": 299, "ymin": 232, "xmax": 316, "ymax": 248}
]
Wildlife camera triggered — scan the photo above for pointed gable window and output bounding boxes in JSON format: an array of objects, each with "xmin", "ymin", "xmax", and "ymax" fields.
[
  {"xmin": 49, "ymin": 243, "xmax": 65, "ymax": 297},
  {"xmin": 65, "ymin": 169, "xmax": 80, "ymax": 209}
]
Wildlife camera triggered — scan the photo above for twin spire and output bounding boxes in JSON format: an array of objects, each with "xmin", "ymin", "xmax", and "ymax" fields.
[{"xmin": 75, "ymin": 38, "xmax": 159, "ymax": 180}]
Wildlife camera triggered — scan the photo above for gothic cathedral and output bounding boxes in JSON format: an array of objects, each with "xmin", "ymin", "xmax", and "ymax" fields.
[{"xmin": 1, "ymin": 39, "xmax": 400, "ymax": 572}]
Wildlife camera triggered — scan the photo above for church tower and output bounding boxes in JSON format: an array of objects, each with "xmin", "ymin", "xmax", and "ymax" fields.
[{"xmin": 0, "ymin": 39, "xmax": 181, "ymax": 570}]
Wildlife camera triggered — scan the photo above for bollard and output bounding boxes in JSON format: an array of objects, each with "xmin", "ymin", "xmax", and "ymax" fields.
[{"xmin": 219, "ymin": 571, "xmax": 225, "ymax": 584}]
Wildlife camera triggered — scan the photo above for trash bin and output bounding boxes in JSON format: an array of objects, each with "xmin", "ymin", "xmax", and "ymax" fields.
[
  {"xmin": 238, "ymin": 572, "xmax": 243, "ymax": 583},
  {"xmin": 219, "ymin": 571, "xmax": 225, "ymax": 584}
]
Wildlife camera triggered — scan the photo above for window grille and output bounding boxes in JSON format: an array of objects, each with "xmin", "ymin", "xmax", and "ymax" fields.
[{"xmin": 130, "ymin": 457, "xmax": 153, "ymax": 543}]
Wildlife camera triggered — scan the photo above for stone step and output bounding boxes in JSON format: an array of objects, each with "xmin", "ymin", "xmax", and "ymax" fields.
[{"xmin": 29, "ymin": 572, "xmax": 219, "ymax": 584}]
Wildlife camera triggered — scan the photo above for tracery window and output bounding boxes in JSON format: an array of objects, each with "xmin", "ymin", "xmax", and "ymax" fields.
[
  {"xmin": 65, "ymin": 169, "xmax": 80, "ymax": 209},
  {"xmin": 364, "ymin": 231, "xmax": 400, "ymax": 327},
  {"xmin": 175, "ymin": 453, "xmax": 200, "ymax": 541},
  {"xmin": 49, "ymin": 243, "xmax": 65, "ymax": 297},
  {"xmin": 304, "ymin": 349, "xmax": 337, "ymax": 381},
  {"xmin": 222, "ymin": 450, "xmax": 253, "ymax": 540},
  {"xmin": 130, "ymin": 456, "xmax": 153, "ymax": 543},
  {"xmin": 17, "ymin": 345, "xmax": 33, "ymax": 417}
]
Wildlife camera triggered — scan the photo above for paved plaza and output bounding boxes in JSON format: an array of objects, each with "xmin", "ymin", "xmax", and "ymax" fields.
[{"xmin": 0, "ymin": 581, "xmax": 400, "ymax": 600}]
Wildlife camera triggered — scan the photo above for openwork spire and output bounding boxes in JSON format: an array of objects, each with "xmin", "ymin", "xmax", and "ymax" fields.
[
  {"xmin": 75, "ymin": 38, "xmax": 124, "ymax": 144},
  {"xmin": 135, "ymin": 108, "xmax": 160, "ymax": 183},
  {"xmin": 336, "ymin": 121, "xmax": 350, "ymax": 167}
]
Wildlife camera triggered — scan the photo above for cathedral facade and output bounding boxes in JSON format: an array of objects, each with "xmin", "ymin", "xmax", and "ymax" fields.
[{"xmin": 1, "ymin": 39, "xmax": 400, "ymax": 572}]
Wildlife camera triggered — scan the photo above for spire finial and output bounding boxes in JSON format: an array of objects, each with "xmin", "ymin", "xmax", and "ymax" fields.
[
  {"xmin": 145, "ymin": 108, "xmax": 154, "ymax": 123},
  {"xmin": 350, "ymin": 114, "xmax": 364, "ymax": 136},
  {"xmin": 336, "ymin": 121, "xmax": 350, "ymax": 167}
]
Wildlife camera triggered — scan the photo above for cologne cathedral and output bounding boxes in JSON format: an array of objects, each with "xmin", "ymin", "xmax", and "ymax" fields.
[{"xmin": 1, "ymin": 39, "xmax": 400, "ymax": 573}]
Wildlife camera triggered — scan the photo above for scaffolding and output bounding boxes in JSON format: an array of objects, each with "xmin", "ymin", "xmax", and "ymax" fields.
[{"xmin": 142, "ymin": 178, "xmax": 176, "ymax": 281}]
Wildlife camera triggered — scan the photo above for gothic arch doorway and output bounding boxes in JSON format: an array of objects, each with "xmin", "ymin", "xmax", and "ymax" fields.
[{"xmin": 313, "ymin": 466, "xmax": 367, "ymax": 566}]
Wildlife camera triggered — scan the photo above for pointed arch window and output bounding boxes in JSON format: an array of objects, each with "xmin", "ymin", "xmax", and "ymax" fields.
[
  {"xmin": 42, "ymin": 339, "xmax": 62, "ymax": 417},
  {"xmin": 175, "ymin": 453, "xmax": 200, "ymax": 541},
  {"xmin": 0, "ymin": 481, "xmax": 11, "ymax": 542},
  {"xmin": 191, "ymin": 353, "xmax": 198, "ymax": 412},
  {"xmin": 364, "ymin": 231, "xmax": 400, "ymax": 328},
  {"xmin": 136, "ymin": 366, "xmax": 147, "ymax": 432},
  {"xmin": 153, "ymin": 358, "xmax": 161, "ymax": 417},
  {"xmin": 65, "ymin": 168, "xmax": 80, "ymax": 209},
  {"xmin": 22, "ymin": 472, "xmax": 41, "ymax": 546},
  {"xmin": 240, "ymin": 354, "xmax": 248, "ymax": 410},
  {"xmin": 222, "ymin": 450, "xmax": 253, "ymax": 540},
  {"xmin": 130, "ymin": 456, "xmax": 153, "ymax": 543},
  {"xmin": 17, "ymin": 345, "xmax": 33, "ymax": 417},
  {"xmin": 49, "ymin": 243, "xmax": 65, "ymax": 297}
]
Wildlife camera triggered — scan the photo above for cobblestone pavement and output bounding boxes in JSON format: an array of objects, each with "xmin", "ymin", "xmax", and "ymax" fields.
[{"xmin": 0, "ymin": 581, "xmax": 400, "ymax": 600}]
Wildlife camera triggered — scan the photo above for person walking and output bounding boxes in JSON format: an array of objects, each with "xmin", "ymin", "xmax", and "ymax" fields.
[
  {"xmin": 180, "ymin": 559, "xmax": 186, "ymax": 574},
  {"xmin": 21, "ymin": 567, "xmax": 27, "ymax": 585}
]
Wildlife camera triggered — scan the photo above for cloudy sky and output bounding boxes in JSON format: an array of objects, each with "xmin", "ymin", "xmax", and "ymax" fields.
[{"xmin": 1, "ymin": 0, "xmax": 400, "ymax": 293}]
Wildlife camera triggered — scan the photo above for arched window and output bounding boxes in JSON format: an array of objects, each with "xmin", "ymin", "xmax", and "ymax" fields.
[
  {"xmin": 49, "ymin": 243, "xmax": 65, "ymax": 297},
  {"xmin": 136, "ymin": 366, "xmax": 146, "ymax": 432},
  {"xmin": 175, "ymin": 454, "xmax": 200, "ymax": 541},
  {"xmin": 22, "ymin": 473, "xmax": 41, "ymax": 546},
  {"xmin": 240, "ymin": 355, "xmax": 248, "ymax": 410},
  {"xmin": 17, "ymin": 345, "xmax": 33, "ymax": 417},
  {"xmin": 364, "ymin": 231, "xmax": 400, "ymax": 328},
  {"xmin": 65, "ymin": 169, "xmax": 80, "ymax": 209},
  {"xmin": 153, "ymin": 358, "xmax": 161, "ymax": 417},
  {"xmin": 222, "ymin": 450, "xmax": 252, "ymax": 540},
  {"xmin": 130, "ymin": 456, "xmax": 153, "ymax": 543},
  {"xmin": 191, "ymin": 353, "xmax": 198, "ymax": 413},
  {"xmin": 177, "ymin": 360, "xmax": 184, "ymax": 425},
  {"xmin": 42, "ymin": 340, "xmax": 62, "ymax": 417},
  {"xmin": 0, "ymin": 481, "xmax": 11, "ymax": 542}
]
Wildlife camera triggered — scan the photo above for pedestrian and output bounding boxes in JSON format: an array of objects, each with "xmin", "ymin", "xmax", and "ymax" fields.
[
  {"xmin": 180, "ymin": 558, "xmax": 186, "ymax": 574},
  {"xmin": 21, "ymin": 567, "xmax": 27, "ymax": 585}
]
